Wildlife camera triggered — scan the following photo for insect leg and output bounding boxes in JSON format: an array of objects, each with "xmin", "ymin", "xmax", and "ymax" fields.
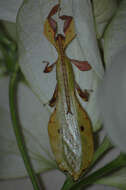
[
  {"xmin": 59, "ymin": 15, "xmax": 76, "ymax": 47},
  {"xmin": 43, "ymin": 60, "xmax": 57, "ymax": 73},
  {"xmin": 44, "ymin": 4, "xmax": 60, "ymax": 46},
  {"xmin": 75, "ymin": 82, "xmax": 93, "ymax": 102},
  {"xmin": 49, "ymin": 84, "xmax": 58, "ymax": 107},
  {"xmin": 59, "ymin": 15, "xmax": 73, "ymax": 33},
  {"xmin": 70, "ymin": 59, "xmax": 92, "ymax": 71},
  {"xmin": 48, "ymin": 4, "xmax": 60, "ymax": 19}
]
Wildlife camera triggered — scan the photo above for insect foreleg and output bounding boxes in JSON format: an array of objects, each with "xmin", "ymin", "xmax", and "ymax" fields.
[{"xmin": 70, "ymin": 59, "xmax": 91, "ymax": 71}]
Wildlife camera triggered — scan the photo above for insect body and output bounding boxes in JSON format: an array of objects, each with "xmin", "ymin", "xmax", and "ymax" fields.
[{"xmin": 43, "ymin": 4, "xmax": 94, "ymax": 180}]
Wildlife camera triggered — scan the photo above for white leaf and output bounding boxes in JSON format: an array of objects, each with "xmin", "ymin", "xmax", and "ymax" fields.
[
  {"xmin": 0, "ymin": 77, "xmax": 56, "ymax": 179},
  {"xmin": 72, "ymin": 0, "xmax": 104, "ymax": 78},
  {"xmin": 97, "ymin": 0, "xmax": 126, "ymax": 152},
  {"xmin": 93, "ymin": 0, "xmax": 117, "ymax": 38},
  {"xmin": 17, "ymin": 0, "xmax": 103, "ymax": 130},
  {"xmin": 0, "ymin": 0, "xmax": 23, "ymax": 23},
  {"xmin": 95, "ymin": 167, "xmax": 126, "ymax": 190},
  {"xmin": 104, "ymin": 0, "xmax": 126, "ymax": 68},
  {"xmin": 97, "ymin": 47, "xmax": 126, "ymax": 152},
  {"xmin": 17, "ymin": 0, "xmax": 58, "ymax": 105}
]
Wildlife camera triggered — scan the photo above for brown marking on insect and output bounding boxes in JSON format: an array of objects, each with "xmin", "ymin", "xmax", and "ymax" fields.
[
  {"xmin": 57, "ymin": 129, "xmax": 60, "ymax": 134},
  {"xmin": 80, "ymin": 125, "xmax": 85, "ymax": 132}
]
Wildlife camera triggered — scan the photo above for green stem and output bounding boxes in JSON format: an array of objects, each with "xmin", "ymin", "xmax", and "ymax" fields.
[
  {"xmin": 92, "ymin": 136, "xmax": 113, "ymax": 165},
  {"xmin": 9, "ymin": 64, "xmax": 41, "ymax": 190},
  {"xmin": 70, "ymin": 154, "xmax": 126, "ymax": 190},
  {"xmin": 61, "ymin": 176, "xmax": 74, "ymax": 190}
]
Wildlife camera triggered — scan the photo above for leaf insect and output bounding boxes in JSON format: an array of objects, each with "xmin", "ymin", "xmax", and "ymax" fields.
[{"xmin": 43, "ymin": 3, "xmax": 94, "ymax": 180}]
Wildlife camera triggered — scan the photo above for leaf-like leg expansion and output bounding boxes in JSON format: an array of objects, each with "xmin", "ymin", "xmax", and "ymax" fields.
[
  {"xmin": 48, "ymin": 4, "xmax": 60, "ymax": 19},
  {"xmin": 70, "ymin": 59, "xmax": 92, "ymax": 71},
  {"xmin": 59, "ymin": 15, "xmax": 76, "ymax": 48},
  {"xmin": 49, "ymin": 84, "xmax": 58, "ymax": 107},
  {"xmin": 47, "ymin": 4, "xmax": 60, "ymax": 33},
  {"xmin": 59, "ymin": 15, "xmax": 73, "ymax": 33},
  {"xmin": 44, "ymin": 4, "xmax": 60, "ymax": 47},
  {"xmin": 76, "ymin": 82, "xmax": 93, "ymax": 102},
  {"xmin": 43, "ymin": 60, "xmax": 57, "ymax": 73}
]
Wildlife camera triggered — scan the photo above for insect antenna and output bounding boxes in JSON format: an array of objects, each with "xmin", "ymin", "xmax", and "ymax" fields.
[{"xmin": 58, "ymin": 0, "xmax": 61, "ymax": 17}]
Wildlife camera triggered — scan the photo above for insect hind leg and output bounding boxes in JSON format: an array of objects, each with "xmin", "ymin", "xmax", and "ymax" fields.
[{"xmin": 43, "ymin": 60, "xmax": 57, "ymax": 73}]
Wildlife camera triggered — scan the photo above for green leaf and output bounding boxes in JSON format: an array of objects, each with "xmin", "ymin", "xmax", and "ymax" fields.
[
  {"xmin": 104, "ymin": 0, "xmax": 126, "ymax": 68},
  {"xmin": 95, "ymin": 167, "xmax": 126, "ymax": 190},
  {"xmin": 2, "ymin": 21, "xmax": 17, "ymax": 41},
  {"xmin": 92, "ymin": 136, "xmax": 113, "ymax": 165},
  {"xmin": 0, "ymin": 23, "xmax": 17, "ymax": 73}
]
